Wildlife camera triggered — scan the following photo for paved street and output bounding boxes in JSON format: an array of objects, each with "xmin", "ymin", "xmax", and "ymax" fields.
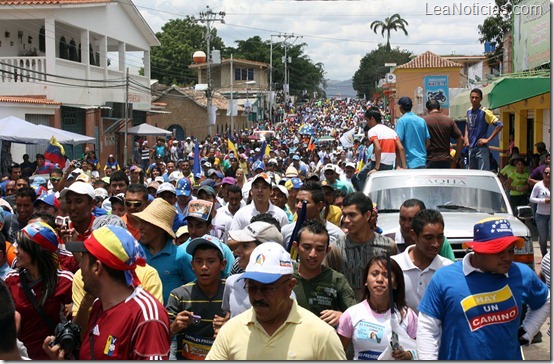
[{"xmin": 522, "ymin": 222, "xmax": 551, "ymax": 361}]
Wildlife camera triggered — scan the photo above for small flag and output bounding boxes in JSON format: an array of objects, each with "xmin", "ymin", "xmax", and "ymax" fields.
[
  {"xmin": 44, "ymin": 136, "xmax": 66, "ymax": 168},
  {"xmin": 193, "ymin": 138, "xmax": 201, "ymax": 176},
  {"xmin": 258, "ymin": 140, "xmax": 267, "ymax": 161},
  {"xmin": 287, "ymin": 200, "xmax": 307, "ymax": 261},
  {"xmin": 227, "ymin": 132, "xmax": 237, "ymax": 156}
]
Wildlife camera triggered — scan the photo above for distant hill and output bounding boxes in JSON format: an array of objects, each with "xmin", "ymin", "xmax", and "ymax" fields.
[{"xmin": 325, "ymin": 79, "xmax": 357, "ymax": 98}]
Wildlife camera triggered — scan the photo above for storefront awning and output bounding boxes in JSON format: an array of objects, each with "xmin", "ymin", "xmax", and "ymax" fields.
[{"xmin": 449, "ymin": 76, "xmax": 550, "ymax": 120}]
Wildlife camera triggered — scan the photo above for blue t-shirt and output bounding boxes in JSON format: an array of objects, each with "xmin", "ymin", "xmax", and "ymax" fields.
[
  {"xmin": 466, "ymin": 106, "xmax": 502, "ymax": 148},
  {"xmin": 418, "ymin": 260, "xmax": 549, "ymax": 360},
  {"xmin": 141, "ymin": 238, "xmax": 195, "ymax": 303},
  {"xmin": 396, "ymin": 111, "xmax": 430, "ymax": 169}
]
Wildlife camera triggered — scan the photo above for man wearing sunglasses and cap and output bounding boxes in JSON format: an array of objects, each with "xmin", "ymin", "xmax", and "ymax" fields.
[
  {"xmin": 206, "ymin": 242, "xmax": 346, "ymax": 360},
  {"xmin": 48, "ymin": 226, "xmax": 170, "ymax": 360},
  {"xmin": 417, "ymin": 218, "xmax": 550, "ymax": 360}
]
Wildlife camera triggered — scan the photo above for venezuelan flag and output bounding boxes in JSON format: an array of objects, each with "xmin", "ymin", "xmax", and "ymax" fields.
[
  {"xmin": 44, "ymin": 136, "xmax": 66, "ymax": 168},
  {"xmin": 227, "ymin": 133, "xmax": 237, "ymax": 155}
]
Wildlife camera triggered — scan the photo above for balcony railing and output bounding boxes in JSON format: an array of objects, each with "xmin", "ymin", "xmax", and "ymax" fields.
[{"xmin": 0, "ymin": 56, "xmax": 47, "ymax": 82}]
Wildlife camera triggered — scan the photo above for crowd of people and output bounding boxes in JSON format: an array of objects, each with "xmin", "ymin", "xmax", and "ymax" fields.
[{"xmin": 0, "ymin": 92, "xmax": 550, "ymax": 360}]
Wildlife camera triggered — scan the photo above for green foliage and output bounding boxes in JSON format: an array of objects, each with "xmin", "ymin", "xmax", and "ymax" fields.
[
  {"xmin": 370, "ymin": 13, "xmax": 409, "ymax": 52},
  {"xmin": 150, "ymin": 17, "xmax": 224, "ymax": 86},
  {"xmin": 477, "ymin": 0, "xmax": 513, "ymax": 68},
  {"xmin": 352, "ymin": 44, "xmax": 412, "ymax": 99}
]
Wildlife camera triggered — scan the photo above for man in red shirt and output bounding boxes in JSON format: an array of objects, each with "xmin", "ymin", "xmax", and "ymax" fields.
[{"xmin": 45, "ymin": 225, "xmax": 170, "ymax": 360}]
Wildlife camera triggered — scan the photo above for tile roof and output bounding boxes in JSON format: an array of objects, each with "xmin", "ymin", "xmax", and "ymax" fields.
[
  {"xmin": 0, "ymin": 95, "xmax": 60, "ymax": 105},
  {"xmin": 0, "ymin": 0, "xmax": 109, "ymax": 4},
  {"xmin": 396, "ymin": 51, "xmax": 462, "ymax": 70}
]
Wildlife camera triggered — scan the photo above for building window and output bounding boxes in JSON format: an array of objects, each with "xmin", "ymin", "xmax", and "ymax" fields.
[{"xmin": 235, "ymin": 67, "xmax": 254, "ymax": 81}]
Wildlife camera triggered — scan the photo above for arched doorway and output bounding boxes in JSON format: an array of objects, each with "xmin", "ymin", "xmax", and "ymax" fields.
[{"xmin": 168, "ymin": 124, "xmax": 185, "ymax": 140}]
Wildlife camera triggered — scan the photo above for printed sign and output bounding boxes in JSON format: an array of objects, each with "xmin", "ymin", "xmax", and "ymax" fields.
[{"xmin": 424, "ymin": 75, "xmax": 449, "ymax": 109}]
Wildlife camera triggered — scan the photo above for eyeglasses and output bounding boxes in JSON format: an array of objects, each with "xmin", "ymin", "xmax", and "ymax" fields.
[
  {"xmin": 50, "ymin": 178, "xmax": 61, "ymax": 182},
  {"xmin": 125, "ymin": 201, "xmax": 143, "ymax": 208},
  {"xmin": 545, "ymin": 172, "xmax": 551, "ymax": 175},
  {"xmin": 244, "ymin": 278, "xmax": 291, "ymax": 295}
]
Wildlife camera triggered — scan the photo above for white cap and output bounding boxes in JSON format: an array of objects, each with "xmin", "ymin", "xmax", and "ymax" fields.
[
  {"xmin": 229, "ymin": 221, "xmax": 283, "ymax": 245},
  {"xmin": 272, "ymin": 184, "xmax": 289, "ymax": 199},
  {"xmin": 168, "ymin": 171, "xmax": 184, "ymax": 183},
  {"xmin": 156, "ymin": 182, "xmax": 176, "ymax": 195},
  {"xmin": 60, "ymin": 181, "xmax": 95, "ymax": 200},
  {"xmin": 240, "ymin": 242, "xmax": 293, "ymax": 284},
  {"xmin": 94, "ymin": 188, "xmax": 109, "ymax": 200},
  {"xmin": 324, "ymin": 163, "xmax": 337, "ymax": 173},
  {"xmin": 345, "ymin": 162, "xmax": 356, "ymax": 169}
]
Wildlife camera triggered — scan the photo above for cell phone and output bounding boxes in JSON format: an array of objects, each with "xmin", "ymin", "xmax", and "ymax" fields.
[
  {"xmin": 390, "ymin": 331, "xmax": 400, "ymax": 351},
  {"xmin": 55, "ymin": 216, "xmax": 70, "ymax": 229}
]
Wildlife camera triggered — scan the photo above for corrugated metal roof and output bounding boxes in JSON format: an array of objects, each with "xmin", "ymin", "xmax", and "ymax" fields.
[
  {"xmin": 396, "ymin": 51, "xmax": 462, "ymax": 70},
  {"xmin": 0, "ymin": 95, "xmax": 60, "ymax": 105}
]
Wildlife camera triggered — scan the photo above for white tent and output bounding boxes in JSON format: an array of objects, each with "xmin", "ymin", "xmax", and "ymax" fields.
[
  {"xmin": 36, "ymin": 124, "xmax": 95, "ymax": 145},
  {"xmin": 121, "ymin": 123, "xmax": 172, "ymax": 136},
  {"xmin": 0, "ymin": 116, "xmax": 52, "ymax": 144}
]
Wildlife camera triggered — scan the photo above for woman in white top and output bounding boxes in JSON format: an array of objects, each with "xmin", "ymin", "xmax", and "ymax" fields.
[
  {"xmin": 530, "ymin": 166, "xmax": 550, "ymax": 257},
  {"xmin": 337, "ymin": 255, "xmax": 417, "ymax": 360}
]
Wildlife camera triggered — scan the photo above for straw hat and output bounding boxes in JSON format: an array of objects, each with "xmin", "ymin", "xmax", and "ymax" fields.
[{"xmin": 132, "ymin": 198, "xmax": 177, "ymax": 238}]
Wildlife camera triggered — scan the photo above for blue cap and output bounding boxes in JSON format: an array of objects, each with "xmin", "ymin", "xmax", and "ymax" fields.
[
  {"xmin": 252, "ymin": 161, "xmax": 265, "ymax": 171},
  {"xmin": 176, "ymin": 177, "xmax": 192, "ymax": 197},
  {"xmin": 290, "ymin": 177, "xmax": 303, "ymax": 189},
  {"xmin": 186, "ymin": 234, "xmax": 225, "ymax": 256},
  {"xmin": 292, "ymin": 154, "xmax": 300, "ymax": 161}
]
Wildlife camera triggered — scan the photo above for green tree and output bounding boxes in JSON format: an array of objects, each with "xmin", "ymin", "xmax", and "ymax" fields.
[
  {"xmin": 150, "ymin": 17, "xmax": 225, "ymax": 86},
  {"xmin": 477, "ymin": 0, "xmax": 513, "ymax": 70},
  {"xmin": 352, "ymin": 44, "xmax": 412, "ymax": 98},
  {"xmin": 370, "ymin": 14, "xmax": 408, "ymax": 52}
]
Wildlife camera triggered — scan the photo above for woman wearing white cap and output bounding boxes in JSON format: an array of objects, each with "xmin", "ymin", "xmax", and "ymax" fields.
[{"xmin": 103, "ymin": 154, "xmax": 120, "ymax": 173}]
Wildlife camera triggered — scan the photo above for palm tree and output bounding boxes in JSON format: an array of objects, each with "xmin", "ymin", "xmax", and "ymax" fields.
[{"xmin": 370, "ymin": 14, "xmax": 409, "ymax": 52}]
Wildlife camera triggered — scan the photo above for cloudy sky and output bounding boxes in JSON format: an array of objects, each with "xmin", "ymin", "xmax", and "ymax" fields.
[{"xmin": 133, "ymin": 0, "xmax": 491, "ymax": 81}]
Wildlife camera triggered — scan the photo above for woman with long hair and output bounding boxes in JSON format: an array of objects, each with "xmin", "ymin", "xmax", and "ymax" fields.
[
  {"xmin": 337, "ymin": 256, "xmax": 417, "ymax": 360},
  {"xmin": 235, "ymin": 168, "xmax": 247, "ymax": 190},
  {"xmin": 4, "ymin": 222, "xmax": 73, "ymax": 360}
]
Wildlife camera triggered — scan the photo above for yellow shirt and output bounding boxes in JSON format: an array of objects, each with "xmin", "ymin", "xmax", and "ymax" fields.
[
  {"xmin": 206, "ymin": 299, "xmax": 346, "ymax": 360},
  {"xmin": 326, "ymin": 204, "xmax": 343, "ymax": 227},
  {"xmin": 71, "ymin": 263, "xmax": 164, "ymax": 315}
]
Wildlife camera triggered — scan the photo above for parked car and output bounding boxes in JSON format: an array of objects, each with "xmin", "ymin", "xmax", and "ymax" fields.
[{"xmin": 363, "ymin": 169, "xmax": 535, "ymax": 269}]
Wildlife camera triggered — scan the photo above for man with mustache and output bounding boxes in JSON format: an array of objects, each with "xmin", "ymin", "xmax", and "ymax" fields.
[{"xmin": 206, "ymin": 242, "xmax": 346, "ymax": 360}]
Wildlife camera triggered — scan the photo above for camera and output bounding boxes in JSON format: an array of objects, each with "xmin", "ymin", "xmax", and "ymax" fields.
[
  {"xmin": 189, "ymin": 314, "xmax": 201, "ymax": 325},
  {"xmin": 73, "ymin": 160, "xmax": 81, "ymax": 169},
  {"xmin": 49, "ymin": 321, "xmax": 81, "ymax": 353},
  {"xmin": 55, "ymin": 216, "xmax": 70, "ymax": 229}
]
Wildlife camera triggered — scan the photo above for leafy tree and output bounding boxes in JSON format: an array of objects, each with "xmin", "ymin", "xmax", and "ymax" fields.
[
  {"xmin": 370, "ymin": 14, "xmax": 409, "ymax": 52},
  {"xmin": 352, "ymin": 44, "xmax": 412, "ymax": 98},
  {"xmin": 477, "ymin": 0, "xmax": 513, "ymax": 70},
  {"xmin": 149, "ymin": 17, "xmax": 225, "ymax": 86}
]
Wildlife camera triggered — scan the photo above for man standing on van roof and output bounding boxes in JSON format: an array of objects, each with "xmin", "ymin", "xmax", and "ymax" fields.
[
  {"xmin": 464, "ymin": 88, "xmax": 503, "ymax": 170},
  {"xmin": 417, "ymin": 217, "xmax": 549, "ymax": 360}
]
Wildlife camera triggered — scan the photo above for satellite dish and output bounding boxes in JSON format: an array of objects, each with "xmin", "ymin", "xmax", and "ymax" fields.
[{"xmin": 385, "ymin": 73, "xmax": 396, "ymax": 83}]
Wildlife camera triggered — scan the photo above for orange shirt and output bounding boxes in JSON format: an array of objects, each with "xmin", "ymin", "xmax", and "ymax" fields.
[{"xmin": 122, "ymin": 214, "xmax": 141, "ymax": 240}]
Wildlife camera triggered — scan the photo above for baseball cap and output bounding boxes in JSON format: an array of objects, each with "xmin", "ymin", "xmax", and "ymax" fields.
[
  {"xmin": 292, "ymin": 154, "xmax": 300, "ymax": 161},
  {"xmin": 21, "ymin": 222, "xmax": 59, "ymax": 252},
  {"xmin": 285, "ymin": 166, "xmax": 298, "ymax": 178},
  {"xmin": 60, "ymin": 181, "xmax": 95, "ymax": 200},
  {"xmin": 251, "ymin": 172, "xmax": 271, "ymax": 185},
  {"xmin": 154, "ymin": 176, "xmax": 165, "ymax": 184},
  {"xmin": 345, "ymin": 162, "xmax": 356, "ymax": 169},
  {"xmin": 175, "ymin": 178, "xmax": 192, "ymax": 197},
  {"xmin": 66, "ymin": 225, "xmax": 146, "ymax": 286},
  {"xmin": 185, "ymin": 199, "xmax": 213, "ymax": 222},
  {"xmin": 321, "ymin": 180, "xmax": 335, "ymax": 190},
  {"xmin": 203, "ymin": 162, "xmax": 212, "ymax": 169},
  {"xmin": 207, "ymin": 168, "xmax": 217, "ymax": 177},
  {"xmin": 198, "ymin": 185, "xmax": 216, "ymax": 198},
  {"xmin": 34, "ymin": 191, "xmax": 60, "ymax": 209},
  {"xmin": 31, "ymin": 177, "xmax": 47, "ymax": 188},
  {"xmin": 147, "ymin": 181, "xmax": 160, "ymax": 191},
  {"xmin": 94, "ymin": 188, "xmax": 109, "ymax": 200},
  {"xmin": 109, "ymin": 193, "xmax": 125, "ymax": 206},
  {"xmin": 462, "ymin": 218, "xmax": 524, "ymax": 254},
  {"xmin": 252, "ymin": 161, "xmax": 265, "ymax": 171},
  {"xmin": 284, "ymin": 177, "xmax": 303, "ymax": 190},
  {"xmin": 240, "ymin": 242, "xmax": 293, "ymax": 284},
  {"xmin": 398, "ymin": 96, "xmax": 413, "ymax": 108},
  {"xmin": 272, "ymin": 184, "xmax": 289, "ymax": 199},
  {"xmin": 229, "ymin": 221, "xmax": 283, "ymax": 245},
  {"xmin": 175, "ymin": 225, "xmax": 189, "ymax": 238},
  {"xmin": 168, "ymin": 171, "xmax": 184, "ymax": 183},
  {"xmin": 324, "ymin": 164, "xmax": 337, "ymax": 173},
  {"xmin": 186, "ymin": 234, "xmax": 225, "ymax": 257},
  {"xmin": 156, "ymin": 182, "xmax": 176, "ymax": 196},
  {"xmin": 91, "ymin": 214, "xmax": 127, "ymax": 230},
  {"xmin": 218, "ymin": 177, "xmax": 237, "ymax": 186},
  {"xmin": 200, "ymin": 179, "xmax": 216, "ymax": 188}
]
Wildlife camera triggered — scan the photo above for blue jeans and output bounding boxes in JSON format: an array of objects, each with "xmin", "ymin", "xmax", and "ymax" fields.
[
  {"xmin": 352, "ymin": 161, "xmax": 393, "ymax": 191},
  {"xmin": 469, "ymin": 146, "xmax": 490, "ymax": 170},
  {"xmin": 535, "ymin": 213, "xmax": 550, "ymax": 257}
]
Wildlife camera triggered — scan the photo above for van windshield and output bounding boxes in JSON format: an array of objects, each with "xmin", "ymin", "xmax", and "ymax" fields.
[{"xmin": 368, "ymin": 174, "xmax": 509, "ymax": 214}]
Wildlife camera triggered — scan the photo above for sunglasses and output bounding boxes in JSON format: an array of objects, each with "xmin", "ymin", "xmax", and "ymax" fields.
[
  {"xmin": 545, "ymin": 172, "xmax": 551, "ymax": 175},
  {"xmin": 125, "ymin": 201, "xmax": 143, "ymax": 208},
  {"xmin": 50, "ymin": 177, "xmax": 61, "ymax": 182}
]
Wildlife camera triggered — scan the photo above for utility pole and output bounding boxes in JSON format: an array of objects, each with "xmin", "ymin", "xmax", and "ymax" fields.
[
  {"xmin": 197, "ymin": 6, "xmax": 225, "ymax": 138},
  {"xmin": 269, "ymin": 34, "xmax": 281, "ymax": 122},
  {"xmin": 277, "ymin": 33, "xmax": 302, "ymax": 104},
  {"xmin": 230, "ymin": 53, "xmax": 234, "ymax": 133},
  {"xmin": 124, "ymin": 67, "xmax": 129, "ymax": 165}
]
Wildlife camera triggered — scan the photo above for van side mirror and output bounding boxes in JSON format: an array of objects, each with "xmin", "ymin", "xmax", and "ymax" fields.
[{"xmin": 516, "ymin": 205, "xmax": 533, "ymax": 220}]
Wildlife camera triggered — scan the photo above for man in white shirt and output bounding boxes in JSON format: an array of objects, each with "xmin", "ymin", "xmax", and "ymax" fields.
[
  {"xmin": 228, "ymin": 173, "xmax": 289, "ymax": 235},
  {"xmin": 212, "ymin": 185, "xmax": 243, "ymax": 243},
  {"xmin": 392, "ymin": 209, "xmax": 452, "ymax": 313}
]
